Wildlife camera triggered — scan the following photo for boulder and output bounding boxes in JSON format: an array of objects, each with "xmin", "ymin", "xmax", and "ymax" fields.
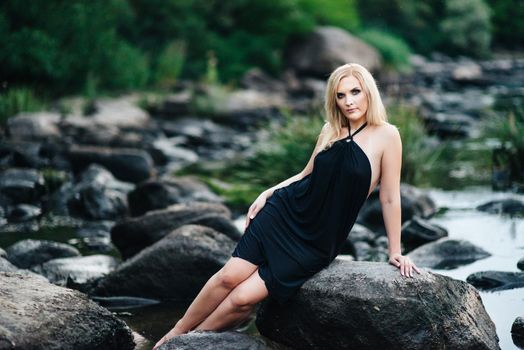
[
  {"xmin": 49, "ymin": 164, "xmax": 131, "ymax": 220},
  {"xmin": 91, "ymin": 225, "xmax": 236, "ymax": 300},
  {"xmin": 476, "ymin": 198, "xmax": 524, "ymax": 216},
  {"xmin": 256, "ymin": 260, "xmax": 499, "ymax": 350},
  {"xmin": 159, "ymin": 331, "xmax": 284, "ymax": 350},
  {"xmin": 0, "ymin": 168, "xmax": 45, "ymax": 204},
  {"xmin": 518, "ymin": 257, "xmax": 524, "ymax": 271},
  {"xmin": 408, "ymin": 238, "xmax": 491, "ymax": 269},
  {"xmin": 6, "ymin": 239, "xmax": 80, "ymax": 269},
  {"xmin": 284, "ymin": 26, "xmax": 382, "ymax": 77},
  {"xmin": 358, "ymin": 183, "xmax": 437, "ymax": 233},
  {"xmin": 67, "ymin": 145, "xmax": 154, "ymax": 183},
  {"xmin": 7, "ymin": 112, "xmax": 61, "ymax": 141},
  {"xmin": 0, "ymin": 272, "xmax": 135, "ymax": 349},
  {"xmin": 0, "ymin": 257, "xmax": 48, "ymax": 280},
  {"xmin": 128, "ymin": 177, "xmax": 223, "ymax": 217},
  {"xmin": 6, "ymin": 203, "xmax": 42, "ymax": 222},
  {"xmin": 512, "ymin": 317, "xmax": 524, "ymax": 348},
  {"xmin": 400, "ymin": 216, "xmax": 448, "ymax": 252},
  {"xmin": 466, "ymin": 271, "xmax": 524, "ymax": 291},
  {"xmin": 30, "ymin": 254, "xmax": 119, "ymax": 286},
  {"xmin": 111, "ymin": 201, "xmax": 239, "ymax": 259}
]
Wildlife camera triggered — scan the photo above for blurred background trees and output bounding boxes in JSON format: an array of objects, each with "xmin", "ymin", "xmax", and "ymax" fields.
[{"xmin": 0, "ymin": 0, "xmax": 522, "ymax": 97}]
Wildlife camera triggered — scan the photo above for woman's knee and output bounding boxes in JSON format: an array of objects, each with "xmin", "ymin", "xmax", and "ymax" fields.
[
  {"xmin": 229, "ymin": 289, "xmax": 256, "ymax": 311},
  {"xmin": 216, "ymin": 268, "xmax": 242, "ymax": 289}
]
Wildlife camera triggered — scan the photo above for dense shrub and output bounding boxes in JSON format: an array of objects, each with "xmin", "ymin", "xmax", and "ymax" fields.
[
  {"xmin": 439, "ymin": 0, "xmax": 491, "ymax": 57},
  {"xmin": 485, "ymin": 0, "xmax": 524, "ymax": 49},
  {"xmin": 357, "ymin": 28, "xmax": 412, "ymax": 71}
]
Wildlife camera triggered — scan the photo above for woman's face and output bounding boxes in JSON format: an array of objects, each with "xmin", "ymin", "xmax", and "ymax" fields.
[{"xmin": 335, "ymin": 75, "xmax": 368, "ymax": 124}]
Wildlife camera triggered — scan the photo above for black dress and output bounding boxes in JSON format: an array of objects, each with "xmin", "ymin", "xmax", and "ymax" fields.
[{"xmin": 231, "ymin": 122, "xmax": 372, "ymax": 304}]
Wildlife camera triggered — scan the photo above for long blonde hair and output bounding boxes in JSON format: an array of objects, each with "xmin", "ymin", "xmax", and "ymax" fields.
[{"xmin": 319, "ymin": 63, "xmax": 387, "ymax": 151}]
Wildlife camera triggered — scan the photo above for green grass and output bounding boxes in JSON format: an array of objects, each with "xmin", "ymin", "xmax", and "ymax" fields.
[{"xmin": 0, "ymin": 87, "xmax": 45, "ymax": 124}]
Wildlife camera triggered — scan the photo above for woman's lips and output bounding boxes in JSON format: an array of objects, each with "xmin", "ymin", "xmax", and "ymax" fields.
[{"xmin": 346, "ymin": 108, "xmax": 358, "ymax": 113}]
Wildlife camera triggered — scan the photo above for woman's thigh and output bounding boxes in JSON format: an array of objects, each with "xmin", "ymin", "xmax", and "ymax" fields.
[
  {"xmin": 228, "ymin": 268, "xmax": 269, "ymax": 306},
  {"xmin": 216, "ymin": 257, "xmax": 260, "ymax": 288}
]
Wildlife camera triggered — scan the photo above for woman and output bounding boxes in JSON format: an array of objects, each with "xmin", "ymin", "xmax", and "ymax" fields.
[{"xmin": 153, "ymin": 63, "xmax": 420, "ymax": 349}]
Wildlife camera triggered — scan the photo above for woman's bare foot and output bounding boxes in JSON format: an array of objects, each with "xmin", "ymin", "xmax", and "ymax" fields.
[{"xmin": 152, "ymin": 321, "xmax": 187, "ymax": 350}]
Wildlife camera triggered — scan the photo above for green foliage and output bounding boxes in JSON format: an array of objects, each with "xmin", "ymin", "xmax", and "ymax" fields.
[
  {"xmin": 357, "ymin": 28, "xmax": 412, "ymax": 71},
  {"xmin": 297, "ymin": 0, "xmax": 360, "ymax": 32},
  {"xmin": 357, "ymin": 0, "xmax": 491, "ymax": 57},
  {"xmin": 483, "ymin": 109, "xmax": 524, "ymax": 187},
  {"xmin": 485, "ymin": 0, "xmax": 524, "ymax": 49},
  {"xmin": 0, "ymin": 87, "xmax": 44, "ymax": 123},
  {"xmin": 154, "ymin": 40, "xmax": 186, "ymax": 88},
  {"xmin": 440, "ymin": 0, "xmax": 491, "ymax": 57},
  {"xmin": 390, "ymin": 104, "xmax": 492, "ymax": 189},
  {"xmin": 0, "ymin": 0, "xmax": 148, "ymax": 95},
  {"xmin": 175, "ymin": 113, "xmax": 325, "ymax": 210}
]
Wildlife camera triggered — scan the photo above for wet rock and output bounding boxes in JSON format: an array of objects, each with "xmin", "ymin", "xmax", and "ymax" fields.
[
  {"xmin": 400, "ymin": 216, "xmax": 448, "ymax": 252},
  {"xmin": 512, "ymin": 317, "xmax": 524, "ymax": 348},
  {"xmin": 0, "ymin": 272, "xmax": 135, "ymax": 349},
  {"xmin": 466, "ymin": 271, "xmax": 524, "ymax": 291},
  {"xmin": 7, "ymin": 203, "xmax": 42, "ymax": 222},
  {"xmin": 6, "ymin": 239, "xmax": 80, "ymax": 269},
  {"xmin": 128, "ymin": 177, "xmax": 223, "ymax": 217},
  {"xmin": 240, "ymin": 67, "xmax": 287, "ymax": 93},
  {"xmin": 75, "ymin": 221, "xmax": 115, "ymax": 253},
  {"xmin": 49, "ymin": 164, "xmax": 130, "ymax": 220},
  {"xmin": 0, "ymin": 248, "xmax": 6, "ymax": 259},
  {"xmin": 0, "ymin": 168, "xmax": 45, "ymax": 203},
  {"xmin": 256, "ymin": 260, "xmax": 499, "ymax": 350},
  {"xmin": 111, "ymin": 201, "xmax": 239, "ymax": 259},
  {"xmin": 358, "ymin": 183, "xmax": 437, "ymax": 233},
  {"xmin": 476, "ymin": 198, "xmax": 524, "ymax": 216},
  {"xmin": 68, "ymin": 145, "xmax": 154, "ymax": 183},
  {"xmin": 285, "ymin": 26, "xmax": 381, "ymax": 77},
  {"xmin": 7, "ymin": 112, "xmax": 61, "ymax": 141},
  {"xmin": 91, "ymin": 225, "xmax": 236, "ymax": 300},
  {"xmin": 159, "ymin": 330, "xmax": 282, "ymax": 350},
  {"xmin": 518, "ymin": 257, "xmax": 524, "ymax": 271},
  {"xmin": 31, "ymin": 254, "xmax": 119, "ymax": 286},
  {"xmin": 147, "ymin": 90, "xmax": 192, "ymax": 118},
  {"xmin": 408, "ymin": 238, "xmax": 491, "ymax": 269}
]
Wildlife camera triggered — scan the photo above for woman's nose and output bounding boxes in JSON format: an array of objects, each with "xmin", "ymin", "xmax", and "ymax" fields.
[{"xmin": 345, "ymin": 96, "xmax": 354, "ymax": 105}]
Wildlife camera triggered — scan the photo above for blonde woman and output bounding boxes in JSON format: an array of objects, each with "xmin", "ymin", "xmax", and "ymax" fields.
[{"xmin": 153, "ymin": 63, "xmax": 420, "ymax": 349}]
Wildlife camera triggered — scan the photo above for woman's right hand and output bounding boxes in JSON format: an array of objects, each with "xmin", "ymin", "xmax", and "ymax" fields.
[{"xmin": 244, "ymin": 191, "xmax": 270, "ymax": 231}]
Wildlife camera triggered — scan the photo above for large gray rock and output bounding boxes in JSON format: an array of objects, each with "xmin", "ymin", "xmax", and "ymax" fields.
[
  {"xmin": 30, "ymin": 254, "xmax": 119, "ymax": 286},
  {"xmin": 7, "ymin": 112, "xmax": 61, "ymax": 140},
  {"xmin": 128, "ymin": 177, "xmax": 223, "ymax": 217},
  {"xmin": 68, "ymin": 145, "xmax": 154, "ymax": 183},
  {"xmin": 476, "ymin": 198, "xmax": 524, "ymax": 216},
  {"xmin": 0, "ymin": 168, "xmax": 45, "ymax": 204},
  {"xmin": 91, "ymin": 225, "xmax": 236, "ymax": 300},
  {"xmin": 159, "ymin": 331, "xmax": 284, "ymax": 350},
  {"xmin": 407, "ymin": 238, "xmax": 491, "ymax": 269},
  {"xmin": 466, "ymin": 271, "xmax": 524, "ymax": 291},
  {"xmin": 0, "ymin": 272, "xmax": 135, "ymax": 350},
  {"xmin": 111, "ymin": 201, "xmax": 239, "ymax": 259},
  {"xmin": 400, "ymin": 216, "xmax": 448, "ymax": 252},
  {"xmin": 6, "ymin": 239, "xmax": 81, "ymax": 269},
  {"xmin": 358, "ymin": 183, "xmax": 437, "ymax": 234},
  {"xmin": 512, "ymin": 317, "xmax": 524, "ymax": 348},
  {"xmin": 285, "ymin": 26, "xmax": 382, "ymax": 77},
  {"xmin": 256, "ymin": 260, "xmax": 499, "ymax": 350},
  {"xmin": 49, "ymin": 164, "xmax": 131, "ymax": 220}
]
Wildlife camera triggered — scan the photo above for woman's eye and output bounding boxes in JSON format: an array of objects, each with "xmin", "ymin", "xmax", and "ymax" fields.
[
  {"xmin": 336, "ymin": 93, "xmax": 344, "ymax": 99},
  {"xmin": 352, "ymin": 89, "xmax": 361, "ymax": 95}
]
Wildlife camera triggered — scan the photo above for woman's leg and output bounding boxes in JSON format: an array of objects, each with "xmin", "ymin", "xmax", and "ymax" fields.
[
  {"xmin": 153, "ymin": 257, "xmax": 258, "ymax": 349},
  {"xmin": 194, "ymin": 267, "xmax": 268, "ymax": 331}
]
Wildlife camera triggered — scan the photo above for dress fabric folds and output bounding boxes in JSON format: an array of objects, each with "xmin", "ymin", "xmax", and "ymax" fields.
[{"xmin": 232, "ymin": 123, "xmax": 372, "ymax": 304}]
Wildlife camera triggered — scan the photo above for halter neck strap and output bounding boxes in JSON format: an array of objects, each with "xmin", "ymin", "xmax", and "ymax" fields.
[{"xmin": 347, "ymin": 122, "xmax": 368, "ymax": 140}]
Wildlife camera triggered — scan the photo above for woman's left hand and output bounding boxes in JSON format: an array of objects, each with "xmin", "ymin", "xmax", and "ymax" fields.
[{"xmin": 388, "ymin": 253, "xmax": 421, "ymax": 278}]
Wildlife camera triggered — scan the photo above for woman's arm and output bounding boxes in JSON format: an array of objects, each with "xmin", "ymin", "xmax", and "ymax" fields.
[{"xmin": 379, "ymin": 125, "xmax": 420, "ymax": 277}]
